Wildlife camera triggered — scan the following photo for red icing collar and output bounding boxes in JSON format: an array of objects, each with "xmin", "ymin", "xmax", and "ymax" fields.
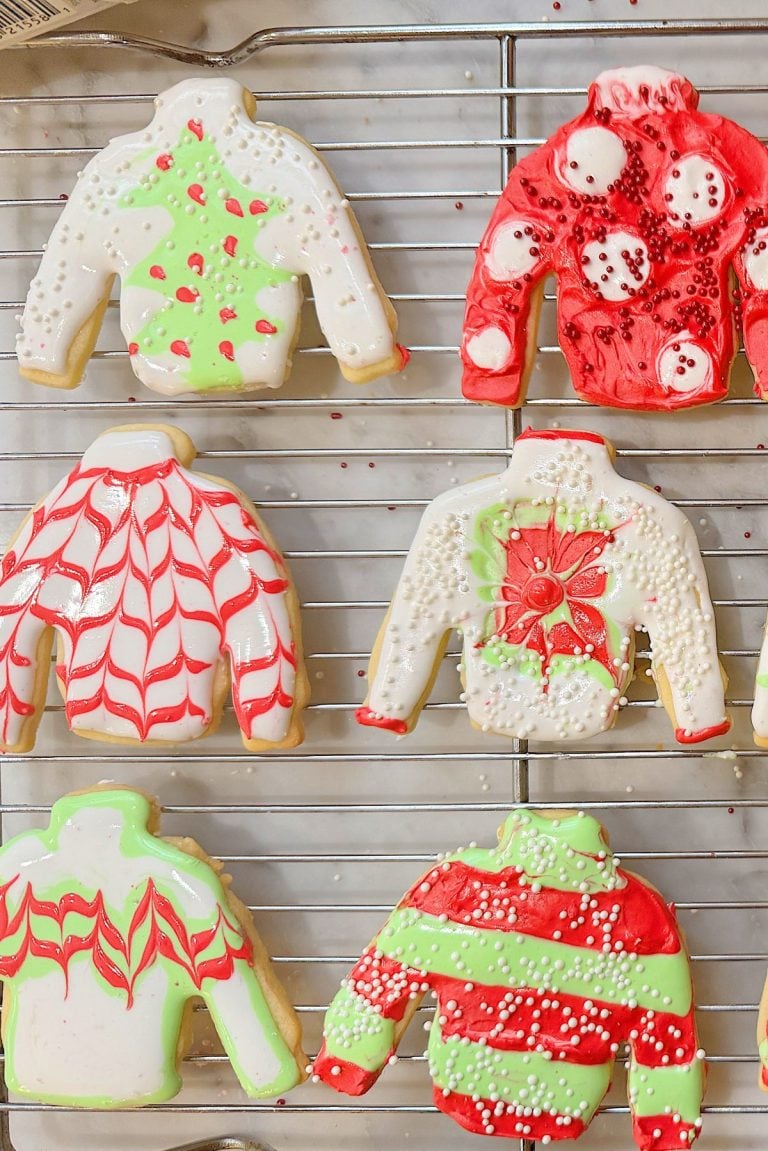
[{"xmin": 517, "ymin": 427, "xmax": 607, "ymax": 446}]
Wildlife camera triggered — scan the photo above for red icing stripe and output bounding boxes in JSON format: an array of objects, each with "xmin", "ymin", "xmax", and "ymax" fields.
[
  {"xmin": 674, "ymin": 719, "xmax": 731, "ymax": 744},
  {"xmin": 518, "ymin": 427, "xmax": 607, "ymax": 446},
  {"xmin": 403, "ymin": 859, "xmax": 682, "ymax": 955},
  {"xmin": 356, "ymin": 706, "xmax": 408, "ymax": 734},
  {"xmin": 633, "ymin": 1112, "xmax": 699, "ymax": 1151},
  {"xmin": 313, "ymin": 1045, "xmax": 384, "ymax": 1095},
  {"xmin": 440, "ymin": 1086, "xmax": 588, "ymax": 1141}
]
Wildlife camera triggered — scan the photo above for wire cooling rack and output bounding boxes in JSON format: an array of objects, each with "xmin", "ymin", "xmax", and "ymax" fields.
[{"xmin": 1, "ymin": 11, "xmax": 768, "ymax": 1151}]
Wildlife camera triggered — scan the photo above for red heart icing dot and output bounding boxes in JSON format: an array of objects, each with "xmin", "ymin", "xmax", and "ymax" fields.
[
  {"xmin": 187, "ymin": 184, "xmax": 206, "ymax": 205},
  {"xmin": 187, "ymin": 252, "xmax": 204, "ymax": 274},
  {"xmin": 225, "ymin": 197, "xmax": 243, "ymax": 217},
  {"xmin": 255, "ymin": 319, "xmax": 277, "ymax": 335},
  {"xmin": 149, "ymin": 265, "xmax": 166, "ymax": 280},
  {"xmin": 219, "ymin": 340, "xmax": 235, "ymax": 361},
  {"xmin": 156, "ymin": 153, "xmax": 173, "ymax": 171},
  {"xmin": 219, "ymin": 307, "xmax": 237, "ymax": 323},
  {"xmin": 187, "ymin": 119, "xmax": 203, "ymax": 141},
  {"xmin": 170, "ymin": 339, "xmax": 190, "ymax": 358},
  {"xmin": 223, "ymin": 234, "xmax": 238, "ymax": 257},
  {"xmin": 249, "ymin": 199, "xmax": 268, "ymax": 215},
  {"xmin": 128, "ymin": 342, "xmax": 139, "ymax": 355},
  {"xmin": 176, "ymin": 286, "xmax": 199, "ymax": 304}
]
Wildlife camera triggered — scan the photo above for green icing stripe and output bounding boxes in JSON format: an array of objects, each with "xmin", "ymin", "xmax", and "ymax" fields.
[
  {"xmin": 322, "ymin": 983, "xmax": 396, "ymax": 1070},
  {"xmin": 429, "ymin": 1016, "xmax": 610, "ymax": 1119},
  {"xmin": 377, "ymin": 908, "xmax": 691, "ymax": 1016},
  {"xmin": 629, "ymin": 1059, "xmax": 704, "ymax": 1124},
  {"xmin": 757, "ymin": 674, "xmax": 768, "ymax": 689}
]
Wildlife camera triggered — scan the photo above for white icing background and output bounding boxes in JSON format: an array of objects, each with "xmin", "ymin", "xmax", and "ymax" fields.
[{"xmin": 0, "ymin": 1, "xmax": 767, "ymax": 1149}]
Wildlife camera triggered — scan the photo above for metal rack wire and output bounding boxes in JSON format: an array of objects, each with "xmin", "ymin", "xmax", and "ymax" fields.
[{"xmin": 0, "ymin": 12, "xmax": 767, "ymax": 1151}]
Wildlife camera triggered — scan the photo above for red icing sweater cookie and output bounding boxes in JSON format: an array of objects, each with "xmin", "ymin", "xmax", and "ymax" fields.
[{"xmin": 461, "ymin": 65, "xmax": 768, "ymax": 411}]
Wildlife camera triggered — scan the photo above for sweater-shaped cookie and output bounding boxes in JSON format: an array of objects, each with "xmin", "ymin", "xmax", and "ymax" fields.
[
  {"xmin": 462, "ymin": 65, "xmax": 768, "ymax": 410},
  {"xmin": 0, "ymin": 424, "xmax": 308, "ymax": 752},
  {"xmin": 0, "ymin": 787, "xmax": 306, "ymax": 1107},
  {"xmin": 314, "ymin": 808, "xmax": 705, "ymax": 1148},
  {"xmin": 357, "ymin": 428, "xmax": 728, "ymax": 743},
  {"xmin": 17, "ymin": 77, "xmax": 405, "ymax": 395}
]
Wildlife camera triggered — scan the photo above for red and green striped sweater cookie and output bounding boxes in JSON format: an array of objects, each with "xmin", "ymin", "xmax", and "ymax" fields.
[{"xmin": 314, "ymin": 809, "xmax": 704, "ymax": 1149}]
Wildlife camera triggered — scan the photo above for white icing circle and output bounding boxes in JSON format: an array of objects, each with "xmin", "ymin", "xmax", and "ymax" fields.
[
  {"xmin": 466, "ymin": 327, "xmax": 512, "ymax": 371},
  {"xmin": 560, "ymin": 126, "xmax": 626, "ymax": 195},
  {"xmin": 664, "ymin": 155, "xmax": 726, "ymax": 229},
  {"xmin": 658, "ymin": 336, "xmax": 713, "ymax": 393},
  {"xmin": 582, "ymin": 231, "xmax": 649, "ymax": 302},
  {"xmin": 485, "ymin": 219, "xmax": 540, "ymax": 281},
  {"xmin": 743, "ymin": 226, "xmax": 768, "ymax": 289}
]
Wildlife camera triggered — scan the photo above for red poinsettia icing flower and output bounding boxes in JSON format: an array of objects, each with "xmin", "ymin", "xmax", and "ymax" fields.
[{"xmin": 494, "ymin": 511, "xmax": 622, "ymax": 683}]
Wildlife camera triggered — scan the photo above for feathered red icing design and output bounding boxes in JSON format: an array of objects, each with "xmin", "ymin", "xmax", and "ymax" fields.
[
  {"xmin": 0, "ymin": 430, "xmax": 301, "ymax": 750},
  {"xmin": 0, "ymin": 875, "xmax": 252, "ymax": 1008}
]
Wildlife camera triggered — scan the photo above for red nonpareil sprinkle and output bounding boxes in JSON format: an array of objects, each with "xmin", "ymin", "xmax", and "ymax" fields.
[
  {"xmin": 219, "ymin": 307, "xmax": 237, "ymax": 324},
  {"xmin": 387, "ymin": 506, "xmax": 396, "ymax": 511},
  {"xmin": 368, "ymin": 462, "xmax": 376, "ymax": 469},
  {"xmin": 176, "ymin": 286, "xmax": 199, "ymax": 303},
  {"xmin": 330, "ymin": 412, "xmax": 343, "ymax": 420},
  {"xmin": 728, "ymin": 807, "xmax": 735, "ymax": 814},
  {"xmin": 758, "ymin": 444, "xmax": 766, "ymax": 450},
  {"xmin": 255, "ymin": 319, "xmax": 278, "ymax": 335},
  {"xmin": 745, "ymin": 531, "xmax": 752, "ymax": 538},
  {"xmin": 58, "ymin": 193, "xmax": 69, "ymax": 201},
  {"xmin": 150, "ymin": 265, "xmax": 166, "ymax": 280},
  {"xmin": 187, "ymin": 118, "xmax": 204, "ymax": 141},
  {"xmin": 187, "ymin": 184, "xmax": 206, "ymax": 205},
  {"xmin": 170, "ymin": 339, "xmax": 191, "ymax": 358},
  {"xmin": 357, "ymin": 669, "xmax": 365, "ymax": 677},
  {"xmin": 654, "ymin": 485, "xmax": 662, "ymax": 493},
  {"xmin": 128, "ymin": 343, "xmax": 139, "ymax": 355},
  {"xmin": 552, "ymin": 1, "xmax": 561, "ymax": 8},
  {"xmin": 225, "ymin": 197, "xmax": 244, "ymax": 217},
  {"xmin": 156, "ymin": 153, "xmax": 173, "ymax": 171},
  {"xmin": 222, "ymin": 234, "xmax": 238, "ymax": 257},
  {"xmin": 219, "ymin": 340, "xmax": 235, "ymax": 362},
  {"xmin": 340, "ymin": 462, "xmax": 348, "ymax": 469},
  {"xmin": 455, "ymin": 201, "xmax": 464, "ymax": 210},
  {"xmin": 249, "ymin": 199, "xmax": 269, "ymax": 215}
]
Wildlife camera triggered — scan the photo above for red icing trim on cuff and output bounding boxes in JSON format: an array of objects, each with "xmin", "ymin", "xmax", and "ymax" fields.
[
  {"xmin": 462, "ymin": 369, "xmax": 522, "ymax": 407},
  {"xmin": 675, "ymin": 718, "xmax": 731, "ymax": 745},
  {"xmin": 396, "ymin": 343, "xmax": 411, "ymax": 369},
  {"xmin": 313, "ymin": 1046, "xmax": 383, "ymax": 1095},
  {"xmin": 518, "ymin": 427, "xmax": 607, "ymax": 446},
  {"xmin": 356, "ymin": 706, "xmax": 408, "ymax": 734},
  {"xmin": 633, "ymin": 1112, "xmax": 700, "ymax": 1151}
]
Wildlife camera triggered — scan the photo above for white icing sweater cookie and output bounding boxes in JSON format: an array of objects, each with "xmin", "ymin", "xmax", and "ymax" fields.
[
  {"xmin": 0, "ymin": 787, "xmax": 306, "ymax": 1107},
  {"xmin": 358, "ymin": 428, "xmax": 729, "ymax": 744},
  {"xmin": 0, "ymin": 424, "xmax": 308, "ymax": 752},
  {"xmin": 18, "ymin": 78, "xmax": 406, "ymax": 395}
]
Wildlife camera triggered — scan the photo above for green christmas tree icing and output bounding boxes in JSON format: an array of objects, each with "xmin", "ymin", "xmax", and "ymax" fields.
[{"xmin": 119, "ymin": 121, "xmax": 291, "ymax": 391}]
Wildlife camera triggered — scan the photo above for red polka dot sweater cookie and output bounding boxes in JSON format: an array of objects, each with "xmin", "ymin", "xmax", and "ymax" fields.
[{"xmin": 461, "ymin": 66, "xmax": 768, "ymax": 410}]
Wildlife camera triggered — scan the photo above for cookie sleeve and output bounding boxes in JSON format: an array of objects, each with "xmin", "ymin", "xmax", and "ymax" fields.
[
  {"xmin": 357, "ymin": 496, "xmax": 464, "ymax": 734},
  {"xmin": 17, "ymin": 165, "xmax": 114, "ymax": 384},
  {"xmin": 625, "ymin": 897, "xmax": 704, "ymax": 1151},
  {"xmin": 460, "ymin": 139, "xmax": 565, "ymax": 407},
  {"xmin": 730, "ymin": 131, "xmax": 768, "ymax": 400},
  {"xmin": 635, "ymin": 517, "xmax": 729, "ymax": 745}
]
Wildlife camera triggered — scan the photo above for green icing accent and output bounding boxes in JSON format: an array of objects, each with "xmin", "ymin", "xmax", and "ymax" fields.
[
  {"xmin": 757, "ymin": 674, "xmax": 768, "ymax": 689},
  {"xmin": 322, "ymin": 983, "xmax": 396, "ymax": 1070},
  {"xmin": 377, "ymin": 908, "xmax": 691, "ymax": 1016},
  {"xmin": 628, "ymin": 1058, "xmax": 704, "ymax": 1123},
  {"xmin": 428, "ymin": 1015, "xmax": 610, "ymax": 1118},
  {"xmin": 0, "ymin": 788, "xmax": 297, "ymax": 1104},
  {"xmin": 445, "ymin": 809, "xmax": 622, "ymax": 893},
  {"xmin": 119, "ymin": 127, "xmax": 292, "ymax": 391}
]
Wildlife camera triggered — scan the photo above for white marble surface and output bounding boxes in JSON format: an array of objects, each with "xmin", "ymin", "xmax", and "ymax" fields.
[{"xmin": 0, "ymin": 1, "xmax": 767, "ymax": 1149}]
